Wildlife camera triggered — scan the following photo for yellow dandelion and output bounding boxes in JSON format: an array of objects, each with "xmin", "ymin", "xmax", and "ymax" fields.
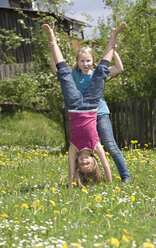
[
  {"xmin": 122, "ymin": 235, "xmax": 130, "ymax": 243},
  {"xmin": 0, "ymin": 214, "xmax": 9, "ymax": 218},
  {"xmin": 51, "ymin": 187, "xmax": 56, "ymax": 192},
  {"xmin": 62, "ymin": 243, "xmax": 68, "ymax": 248},
  {"xmin": 115, "ymin": 186, "xmax": 120, "ymax": 192},
  {"xmin": 87, "ymin": 203, "xmax": 92, "ymax": 206},
  {"xmin": 123, "ymin": 229, "xmax": 128, "ymax": 234},
  {"xmin": 107, "ymin": 237, "xmax": 120, "ymax": 247},
  {"xmin": 34, "ymin": 200, "xmax": 40, "ymax": 206},
  {"xmin": 72, "ymin": 243, "xmax": 81, "ymax": 247},
  {"xmin": 59, "ymin": 178, "xmax": 63, "ymax": 183},
  {"xmin": 54, "ymin": 210, "xmax": 60, "ymax": 214},
  {"xmin": 149, "ymin": 175, "xmax": 154, "ymax": 178},
  {"xmin": 143, "ymin": 242, "xmax": 154, "ymax": 248},
  {"xmin": 134, "ymin": 175, "xmax": 139, "ymax": 178},
  {"xmin": 21, "ymin": 203, "xmax": 29, "ymax": 209},
  {"xmin": 106, "ymin": 214, "xmax": 113, "ymax": 218},
  {"xmin": 82, "ymin": 187, "xmax": 88, "ymax": 193},
  {"xmin": 130, "ymin": 195, "xmax": 136, "ymax": 202},
  {"xmin": 49, "ymin": 200, "xmax": 56, "ymax": 206},
  {"xmin": 14, "ymin": 220, "xmax": 20, "ymax": 224},
  {"xmin": 95, "ymin": 195, "xmax": 102, "ymax": 202},
  {"xmin": 1, "ymin": 190, "xmax": 6, "ymax": 194},
  {"xmin": 144, "ymin": 144, "xmax": 148, "ymax": 147},
  {"xmin": 40, "ymin": 205, "xmax": 44, "ymax": 211},
  {"xmin": 90, "ymin": 221, "xmax": 95, "ymax": 224},
  {"xmin": 72, "ymin": 182, "xmax": 77, "ymax": 186}
]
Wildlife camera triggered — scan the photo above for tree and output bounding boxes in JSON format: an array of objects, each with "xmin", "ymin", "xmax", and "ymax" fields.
[{"xmin": 97, "ymin": 0, "xmax": 156, "ymax": 101}]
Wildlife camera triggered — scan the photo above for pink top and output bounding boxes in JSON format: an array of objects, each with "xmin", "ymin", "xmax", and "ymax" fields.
[{"xmin": 68, "ymin": 110, "xmax": 99, "ymax": 152}]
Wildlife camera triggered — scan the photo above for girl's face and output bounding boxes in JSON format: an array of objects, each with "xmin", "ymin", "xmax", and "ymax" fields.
[
  {"xmin": 78, "ymin": 150, "xmax": 95, "ymax": 173},
  {"xmin": 77, "ymin": 52, "xmax": 93, "ymax": 74}
]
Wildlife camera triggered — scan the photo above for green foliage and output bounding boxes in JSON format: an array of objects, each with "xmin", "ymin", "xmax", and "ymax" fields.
[
  {"xmin": 0, "ymin": 28, "xmax": 23, "ymax": 64},
  {"xmin": 0, "ymin": 71, "xmax": 63, "ymax": 114},
  {"xmin": 97, "ymin": 0, "xmax": 156, "ymax": 101}
]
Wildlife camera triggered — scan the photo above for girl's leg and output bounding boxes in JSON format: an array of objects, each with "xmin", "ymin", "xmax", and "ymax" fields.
[
  {"xmin": 97, "ymin": 115, "xmax": 130, "ymax": 181},
  {"xmin": 102, "ymin": 22, "xmax": 127, "ymax": 62},
  {"xmin": 42, "ymin": 24, "xmax": 82, "ymax": 110},
  {"xmin": 41, "ymin": 24, "xmax": 64, "ymax": 64},
  {"xmin": 84, "ymin": 22, "xmax": 127, "ymax": 109}
]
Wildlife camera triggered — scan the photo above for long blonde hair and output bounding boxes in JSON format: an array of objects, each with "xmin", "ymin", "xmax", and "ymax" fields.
[
  {"xmin": 75, "ymin": 46, "xmax": 97, "ymax": 71},
  {"xmin": 74, "ymin": 154, "xmax": 104, "ymax": 187}
]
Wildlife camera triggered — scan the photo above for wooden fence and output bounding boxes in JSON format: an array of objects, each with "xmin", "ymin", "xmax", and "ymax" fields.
[
  {"xmin": 0, "ymin": 62, "xmax": 34, "ymax": 80},
  {"xmin": 63, "ymin": 98, "xmax": 156, "ymax": 149}
]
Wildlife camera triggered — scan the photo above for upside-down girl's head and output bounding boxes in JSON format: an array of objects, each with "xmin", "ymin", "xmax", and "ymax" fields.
[{"xmin": 75, "ymin": 151, "xmax": 104, "ymax": 186}]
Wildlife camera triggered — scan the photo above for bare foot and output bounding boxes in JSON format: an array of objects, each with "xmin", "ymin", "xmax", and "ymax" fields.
[
  {"xmin": 41, "ymin": 24, "xmax": 55, "ymax": 42},
  {"xmin": 111, "ymin": 22, "xmax": 127, "ymax": 39}
]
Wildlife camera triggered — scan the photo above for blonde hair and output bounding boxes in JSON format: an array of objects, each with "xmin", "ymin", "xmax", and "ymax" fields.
[
  {"xmin": 75, "ymin": 46, "xmax": 97, "ymax": 71},
  {"xmin": 74, "ymin": 154, "xmax": 104, "ymax": 187}
]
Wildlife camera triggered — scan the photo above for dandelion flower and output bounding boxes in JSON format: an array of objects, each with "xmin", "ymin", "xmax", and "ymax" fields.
[
  {"xmin": 143, "ymin": 242, "xmax": 154, "ymax": 248},
  {"xmin": 49, "ymin": 200, "xmax": 56, "ymax": 206},
  {"xmin": 90, "ymin": 221, "xmax": 95, "ymax": 224},
  {"xmin": 122, "ymin": 235, "xmax": 130, "ymax": 243},
  {"xmin": 1, "ymin": 190, "xmax": 6, "ymax": 194},
  {"xmin": 62, "ymin": 243, "xmax": 68, "ymax": 248},
  {"xmin": 130, "ymin": 195, "xmax": 136, "ymax": 202},
  {"xmin": 82, "ymin": 187, "xmax": 88, "ymax": 193},
  {"xmin": 106, "ymin": 214, "xmax": 112, "ymax": 218},
  {"xmin": 71, "ymin": 243, "xmax": 82, "ymax": 247},
  {"xmin": 21, "ymin": 203, "xmax": 29, "ymax": 209},
  {"xmin": 107, "ymin": 237, "xmax": 120, "ymax": 247},
  {"xmin": 0, "ymin": 214, "xmax": 9, "ymax": 218},
  {"xmin": 95, "ymin": 195, "xmax": 102, "ymax": 202},
  {"xmin": 115, "ymin": 186, "xmax": 120, "ymax": 192},
  {"xmin": 54, "ymin": 210, "xmax": 60, "ymax": 214},
  {"xmin": 72, "ymin": 182, "xmax": 77, "ymax": 186},
  {"xmin": 51, "ymin": 187, "xmax": 56, "ymax": 192}
]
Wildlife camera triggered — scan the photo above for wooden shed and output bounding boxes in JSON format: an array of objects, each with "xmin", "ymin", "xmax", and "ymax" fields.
[{"xmin": 0, "ymin": 0, "xmax": 90, "ymax": 77}]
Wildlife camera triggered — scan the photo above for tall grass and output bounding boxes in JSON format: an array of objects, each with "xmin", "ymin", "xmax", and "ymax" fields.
[
  {"xmin": 0, "ymin": 110, "xmax": 65, "ymax": 149},
  {"xmin": 0, "ymin": 112, "xmax": 155, "ymax": 247}
]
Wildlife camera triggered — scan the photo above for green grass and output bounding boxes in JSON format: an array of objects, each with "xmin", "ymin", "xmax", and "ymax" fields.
[
  {"xmin": 0, "ymin": 112, "xmax": 155, "ymax": 247},
  {"xmin": 0, "ymin": 110, "xmax": 65, "ymax": 149},
  {"xmin": 0, "ymin": 143, "xmax": 155, "ymax": 247}
]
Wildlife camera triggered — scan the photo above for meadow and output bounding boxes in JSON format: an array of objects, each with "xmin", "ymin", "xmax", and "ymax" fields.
[{"xmin": 0, "ymin": 112, "xmax": 155, "ymax": 248}]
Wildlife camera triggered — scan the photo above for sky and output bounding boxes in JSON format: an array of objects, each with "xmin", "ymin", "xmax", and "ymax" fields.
[{"xmin": 66, "ymin": 0, "xmax": 111, "ymax": 39}]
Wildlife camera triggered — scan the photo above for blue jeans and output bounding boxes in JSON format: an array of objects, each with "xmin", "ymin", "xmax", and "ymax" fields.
[
  {"xmin": 97, "ymin": 114, "xmax": 130, "ymax": 181},
  {"xmin": 57, "ymin": 64, "xmax": 109, "ymax": 110}
]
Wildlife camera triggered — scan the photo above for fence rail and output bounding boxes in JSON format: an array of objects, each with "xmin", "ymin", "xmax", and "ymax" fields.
[{"xmin": 63, "ymin": 98, "xmax": 156, "ymax": 149}]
